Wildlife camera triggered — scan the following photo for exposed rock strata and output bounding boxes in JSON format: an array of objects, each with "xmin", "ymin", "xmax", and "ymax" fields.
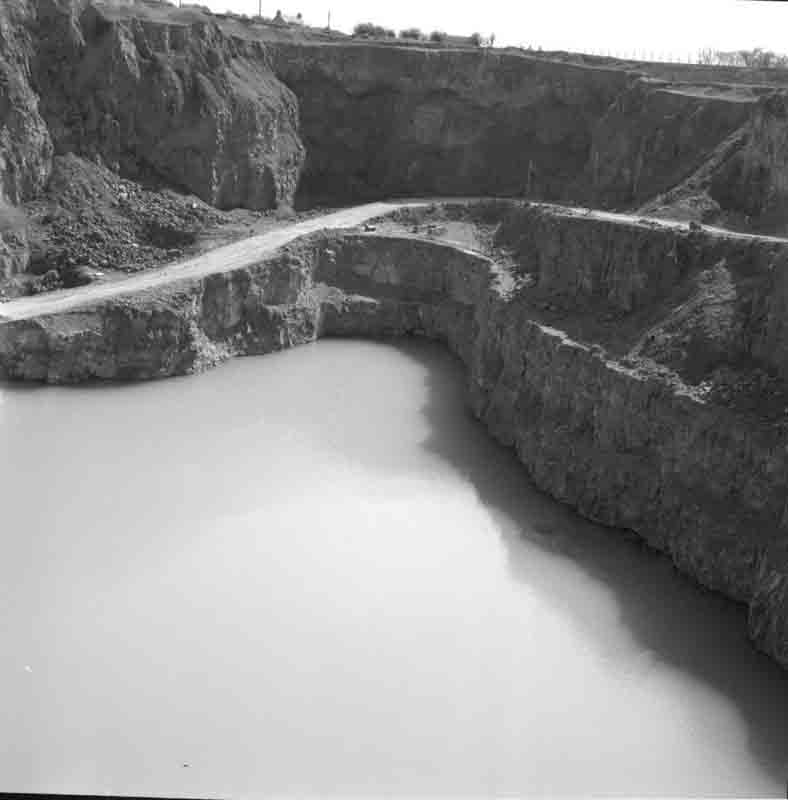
[
  {"xmin": 0, "ymin": 0, "xmax": 762, "ymax": 215},
  {"xmin": 263, "ymin": 40, "xmax": 754, "ymax": 208},
  {"xmin": 0, "ymin": 227, "xmax": 29, "ymax": 279},
  {"xmin": 0, "ymin": 0, "xmax": 52, "ymax": 204},
  {"xmin": 641, "ymin": 92, "xmax": 788, "ymax": 236},
  {"xmin": 2, "ymin": 208, "xmax": 787, "ymax": 670},
  {"xmin": 32, "ymin": 1, "xmax": 304, "ymax": 210}
]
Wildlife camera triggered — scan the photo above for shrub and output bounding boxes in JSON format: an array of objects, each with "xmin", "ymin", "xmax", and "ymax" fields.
[
  {"xmin": 469, "ymin": 32, "xmax": 482, "ymax": 47},
  {"xmin": 353, "ymin": 22, "xmax": 395, "ymax": 38},
  {"xmin": 353, "ymin": 22, "xmax": 375, "ymax": 37},
  {"xmin": 399, "ymin": 27, "xmax": 423, "ymax": 40},
  {"xmin": 697, "ymin": 47, "xmax": 788, "ymax": 68},
  {"xmin": 429, "ymin": 30, "xmax": 447, "ymax": 43}
]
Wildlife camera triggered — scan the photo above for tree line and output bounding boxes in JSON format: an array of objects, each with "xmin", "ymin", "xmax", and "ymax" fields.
[
  {"xmin": 352, "ymin": 23, "xmax": 483, "ymax": 46},
  {"xmin": 697, "ymin": 48, "xmax": 788, "ymax": 69}
]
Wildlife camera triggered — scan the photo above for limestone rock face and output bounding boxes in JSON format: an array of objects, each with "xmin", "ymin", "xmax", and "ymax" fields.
[
  {"xmin": 262, "ymin": 41, "xmax": 754, "ymax": 210},
  {"xmin": 0, "ymin": 0, "xmax": 53, "ymax": 203},
  {"xmin": 0, "ymin": 228, "xmax": 29, "ymax": 278},
  {"xmin": 3, "ymin": 217, "xmax": 788, "ymax": 672},
  {"xmin": 708, "ymin": 93, "xmax": 788, "ymax": 232},
  {"xmin": 0, "ymin": 1, "xmax": 777, "ymax": 230},
  {"xmin": 587, "ymin": 79, "xmax": 753, "ymax": 208},
  {"xmin": 0, "ymin": 194, "xmax": 29, "ymax": 278},
  {"xmin": 638, "ymin": 91, "xmax": 788, "ymax": 236},
  {"xmin": 267, "ymin": 43, "xmax": 629, "ymax": 205},
  {"xmin": 33, "ymin": 1, "xmax": 304, "ymax": 210}
]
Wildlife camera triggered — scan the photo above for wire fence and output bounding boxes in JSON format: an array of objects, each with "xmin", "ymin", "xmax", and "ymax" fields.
[
  {"xmin": 517, "ymin": 44, "xmax": 788, "ymax": 68},
  {"xmin": 517, "ymin": 46, "xmax": 705, "ymax": 64},
  {"xmin": 96, "ymin": 1, "xmax": 788, "ymax": 69}
]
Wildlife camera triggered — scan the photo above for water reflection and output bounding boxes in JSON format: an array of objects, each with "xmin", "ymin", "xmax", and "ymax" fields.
[
  {"xmin": 1, "ymin": 338, "xmax": 787, "ymax": 797},
  {"xmin": 400, "ymin": 337, "xmax": 788, "ymax": 791}
]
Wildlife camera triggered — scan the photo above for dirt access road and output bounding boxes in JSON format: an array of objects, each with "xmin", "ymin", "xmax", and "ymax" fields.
[
  {"xmin": 0, "ymin": 202, "xmax": 416, "ymax": 322},
  {"xmin": 3, "ymin": 199, "xmax": 786, "ymax": 323}
]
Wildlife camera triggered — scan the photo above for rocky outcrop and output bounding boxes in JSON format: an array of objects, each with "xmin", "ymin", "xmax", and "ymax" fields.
[
  {"xmin": 31, "ymin": 0, "xmax": 304, "ymax": 210},
  {"xmin": 259, "ymin": 39, "xmax": 755, "ymax": 209},
  {"xmin": 0, "ymin": 197, "xmax": 30, "ymax": 278},
  {"xmin": 0, "ymin": 0, "xmax": 53, "ymax": 204},
  {"xmin": 265, "ymin": 42, "xmax": 622, "ymax": 204},
  {"xmin": 707, "ymin": 93, "xmax": 788, "ymax": 233},
  {"xmin": 2, "ymin": 205, "xmax": 788, "ymax": 669},
  {"xmin": 0, "ymin": 0, "xmax": 776, "ymax": 235},
  {"xmin": 0, "ymin": 228, "xmax": 29, "ymax": 279},
  {"xmin": 586, "ymin": 80, "xmax": 753, "ymax": 208},
  {"xmin": 0, "ymin": 243, "xmax": 320, "ymax": 380},
  {"xmin": 639, "ymin": 90, "xmax": 788, "ymax": 236}
]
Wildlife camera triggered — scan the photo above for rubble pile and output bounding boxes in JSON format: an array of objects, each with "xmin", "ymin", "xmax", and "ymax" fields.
[{"xmin": 24, "ymin": 155, "xmax": 230, "ymax": 290}]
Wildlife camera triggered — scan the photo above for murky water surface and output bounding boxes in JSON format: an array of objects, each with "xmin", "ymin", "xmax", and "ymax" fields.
[{"xmin": 2, "ymin": 339, "xmax": 788, "ymax": 797}]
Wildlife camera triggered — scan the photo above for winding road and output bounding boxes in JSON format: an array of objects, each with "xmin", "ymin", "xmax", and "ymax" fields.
[
  {"xmin": 2, "ymin": 198, "xmax": 786, "ymax": 323},
  {"xmin": 0, "ymin": 202, "xmax": 415, "ymax": 323}
]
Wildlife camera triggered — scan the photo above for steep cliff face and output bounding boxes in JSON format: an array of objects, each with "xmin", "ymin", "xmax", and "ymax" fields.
[
  {"xmin": 494, "ymin": 202, "xmax": 788, "ymax": 414},
  {"xmin": 0, "ymin": 0, "xmax": 52, "ymax": 204},
  {"xmin": 0, "ymin": 228, "xmax": 29, "ymax": 279},
  {"xmin": 265, "ymin": 43, "xmax": 626, "ymax": 204},
  {"xmin": 639, "ymin": 90, "xmax": 788, "ymax": 236},
  {"xmin": 586, "ymin": 80, "xmax": 753, "ymax": 208},
  {"xmin": 472, "ymin": 312, "xmax": 788, "ymax": 669},
  {"xmin": 32, "ymin": 1, "xmax": 304, "ymax": 210},
  {"xmin": 258, "ymin": 39, "xmax": 756, "ymax": 210},
  {"xmin": 707, "ymin": 93, "xmax": 788, "ymax": 232},
  {"xmin": 0, "ymin": 241, "xmax": 321, "ymax": 380},
  {"xmin": 3, "ymin": 208, "xmax": 788, "ymax": 668},
  {"xmin": 0, "ymin": 0, "xmax": 776, "ymax": 233}
]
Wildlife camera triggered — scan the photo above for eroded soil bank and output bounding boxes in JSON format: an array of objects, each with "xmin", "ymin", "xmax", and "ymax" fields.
[{"xmin": 2, "ymin": 200, "xmax": 788, "ymax": 670}]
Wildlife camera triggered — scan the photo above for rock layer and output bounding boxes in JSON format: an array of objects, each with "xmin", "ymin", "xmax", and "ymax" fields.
[
  {"xmin": 0, "ymin": 0, "xmax": 777, "ymax": 227},
  {"xmin": 2, "ymin": 206, "xmax": 788, "ymax": 670},
  {"xmin": 0, "ymin": 0, "xmax": 52, "ymax": 204},
  {"xmin": 263, "ymin": 40, "xmax": 755, "ymax": 208},
  {"xmin": 33, "ymin": 1, "xmax": 304, "ymax": 210}
]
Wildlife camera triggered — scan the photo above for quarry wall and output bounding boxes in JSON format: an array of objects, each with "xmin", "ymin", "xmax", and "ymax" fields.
[
  {"xmin": 0, "ymin": 0, "xmax": 770, "ymax": 219},
  {"xmin": 2, "ymin": 211, "xmax": 787, "ymax": 670}
]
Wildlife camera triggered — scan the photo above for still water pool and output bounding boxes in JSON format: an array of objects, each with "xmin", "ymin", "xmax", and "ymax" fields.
[{"xmin": 1, "ymin": 339, "xmax": 787, "ymax": 797}]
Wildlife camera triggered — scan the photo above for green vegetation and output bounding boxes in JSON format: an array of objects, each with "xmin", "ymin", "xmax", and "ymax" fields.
[
  {"xmin": 399, "ymin": 27, "xmax": 424, "ymax": 40},
  {"xmin": 429, "ymin": 30, "xmax": 447, "ymax": 43}
]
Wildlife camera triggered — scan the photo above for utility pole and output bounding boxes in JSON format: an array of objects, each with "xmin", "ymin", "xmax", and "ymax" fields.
[
  {"xmin": 258, "ymin": 0, "xmax": 262, "ymax": 18},
  {"xmin": 327, "ymin": 9, "xmax": 331, "ymax": 30}
]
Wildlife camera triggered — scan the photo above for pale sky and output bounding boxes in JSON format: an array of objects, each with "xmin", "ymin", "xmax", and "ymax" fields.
[{"xmin": 196, "ymin": 0, "xmax": 788, "ymax": 59}]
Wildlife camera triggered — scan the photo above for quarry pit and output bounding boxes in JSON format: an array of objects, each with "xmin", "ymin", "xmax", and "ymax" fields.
[{"xmin": 3, "ymin": 5, "xmax": 788, "ymax": 789}]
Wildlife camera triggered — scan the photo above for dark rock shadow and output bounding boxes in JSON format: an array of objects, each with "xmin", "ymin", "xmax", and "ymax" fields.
[{"xmin": 388, "ymin": 335, "xmax": 788, "ymax": 793}]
